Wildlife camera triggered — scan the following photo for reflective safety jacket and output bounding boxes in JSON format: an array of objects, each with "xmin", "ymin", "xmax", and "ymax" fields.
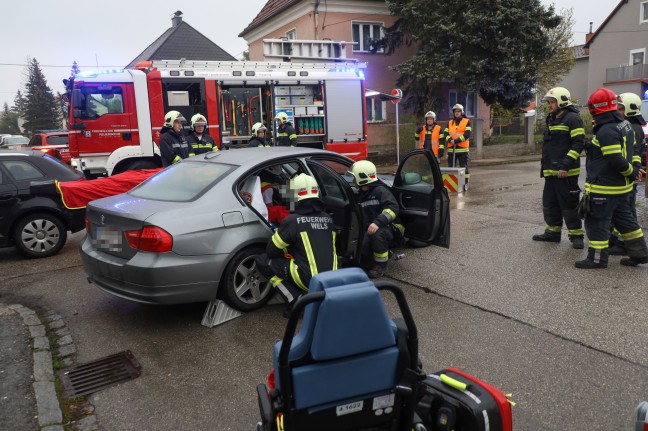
[
  {"xmin": 541, "ymin": 106, "xmax": 585, "ymax": 177},
  {"xmin": 267, "ymin": 202, "xmax": 337, "ymax": 291},
  {"xmin": 445, "ymin": 117, "xmax": 472, "ymax": 153},
  {"xmin": 627, "ymin": 116, "xmax": 646, "ymax": 168},
  {"xmin": 277, "ymin": 123, "xmax": 297, "ymax": 147},
  {"xmin": 585, "ymin": 111, "xmax": 635, "ymax": 195},
  {"xmin": 186, "ymin": 133, "xmax": 218, "ymax": 155},
  {"xmin": 159, "ymin": 127, "xmax": 190, "ymax": 167},
  {"xmin": 416, "ymin": 124, "xmax": 444, "ymax": 155},
  {"xmin": 248, "ymin": 136, "xmax": 269, "ymax": 148},
  {"xmin": 357, "ymin": 184, "xmax": 400, "ymax": 229}
]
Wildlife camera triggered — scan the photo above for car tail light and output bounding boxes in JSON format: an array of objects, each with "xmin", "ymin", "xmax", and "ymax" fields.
[{"xmin": 125, "ymin": 226, "xmax": 173, "ymax": 253}]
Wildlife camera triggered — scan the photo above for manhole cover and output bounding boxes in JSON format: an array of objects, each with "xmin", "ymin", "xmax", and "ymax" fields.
[{"xmin": 59, "ymin": 350, "xmax": 141, "ymax": 398}]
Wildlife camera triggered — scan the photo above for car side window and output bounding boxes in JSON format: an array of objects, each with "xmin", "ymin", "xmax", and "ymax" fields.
[
  {"xmin": 1, "ymin": 160, "xmax": 45, "ymax": 181},
  {"xmin": 395, "ymin": 153, "xmax": 434, "ymax": 192},
  {"xmin": 307, "ymin": 162, "xmax": 349, "ymax": 203}
]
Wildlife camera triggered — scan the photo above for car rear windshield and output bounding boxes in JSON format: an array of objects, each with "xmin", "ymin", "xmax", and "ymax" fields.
[{"xmin": 129, "ymin": 162, "xmax": 234, "ymax": 202}]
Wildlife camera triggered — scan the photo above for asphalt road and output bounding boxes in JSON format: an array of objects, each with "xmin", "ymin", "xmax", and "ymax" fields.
[{"xmin": 1, "ymin": 161, "xmax": 647, "ymax": 430}]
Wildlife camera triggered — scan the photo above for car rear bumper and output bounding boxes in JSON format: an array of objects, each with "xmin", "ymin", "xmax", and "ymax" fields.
[{"xmin": 80, "ymin": 237, "xmax": 228, "ymax": 304}]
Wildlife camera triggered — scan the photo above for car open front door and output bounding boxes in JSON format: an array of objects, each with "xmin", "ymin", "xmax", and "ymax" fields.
[{"xmin": 392, "ymin": 150, "xmax": 450, "ymax": 248}]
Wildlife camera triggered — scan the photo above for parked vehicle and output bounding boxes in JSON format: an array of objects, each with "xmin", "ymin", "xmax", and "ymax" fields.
[
  {"xmin": 81, "ymin": 148, "xmax": 450, "ymax": 311},
  {"xmin": 64, "ymin": 61, "xmax": 368, "ymax": 177},
  {"xmin": 0, "ymin": 150, "xmax": 85, "ymax": 257},
  {"xmin": 0, "ymin": 135, "xmax": 29, "ymax": 150},
  {"xmin": 28, "ymin": 130, "xmax": 71, "ymax": 164}
]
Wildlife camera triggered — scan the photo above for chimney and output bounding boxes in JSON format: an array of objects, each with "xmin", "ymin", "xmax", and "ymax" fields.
[
  {"xmin": 585, "ymin": 21, "xmax": 594, "ymax": 44},
  {"xmin": 172, "ymin": 10, "xmax": 183, "ymax": 27}
]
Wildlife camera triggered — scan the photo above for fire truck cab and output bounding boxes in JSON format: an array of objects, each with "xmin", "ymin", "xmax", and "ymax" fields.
[{"xmin": 66, "ymin": 61, "xmax": 368, "ymax": 177}]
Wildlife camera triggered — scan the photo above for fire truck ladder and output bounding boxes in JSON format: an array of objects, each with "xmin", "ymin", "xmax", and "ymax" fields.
[{"xmin": 150, "ymin": 60, "xmax": 366, "ymax": 71}]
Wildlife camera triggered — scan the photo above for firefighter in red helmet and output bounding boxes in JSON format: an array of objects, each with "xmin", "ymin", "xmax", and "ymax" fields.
[{"xmin": 575, "ymin": 88, "xmax": 648, "ymax": 268}]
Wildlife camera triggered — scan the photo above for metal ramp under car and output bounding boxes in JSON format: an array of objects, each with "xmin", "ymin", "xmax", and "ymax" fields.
[{"xmin": 201, "ymin": 295, "xmax": 286, "ymax": 328}]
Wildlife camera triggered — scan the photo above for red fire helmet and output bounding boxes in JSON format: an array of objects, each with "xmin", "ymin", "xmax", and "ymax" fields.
[{"xmin": 586, "ymin": 88, "xmax": 618, "ymax": 116}]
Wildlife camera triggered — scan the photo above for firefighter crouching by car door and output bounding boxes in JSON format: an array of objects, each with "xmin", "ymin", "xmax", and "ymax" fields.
[
  {"xmin": 444, "ymin": 104, "xmax": 471, "ymax": 190},
  {"xmin": 608, "ymin": 93, "xmax": 648, "ymax": 256},
  {"xmin": 160, "ymin": 110, "xmax": 190, "ymax": 167},
  {"xmin": 274, "ymin": 112, "xmax": 297, "ymax": 147},
  {"xmin": 349, "ymin": 160, "xmax": 405, "ymax": 279},
  {"xmin": 186, "ymin": 113, "xmax": 218, "ymax": 155},
  {"xmin": 415, "ymin": 111, "xmax": 445, "ymax": 159},
  {"xmin": 576, "ymin": 88, "xmax": 648, "ymax": 269},
  {"xmin": 255, "ymin": 174, "xmax": 338, "ymax": 306},
  {"xmin": 532, "ymin": 87, "xmax": 585, "ymax": 249}
]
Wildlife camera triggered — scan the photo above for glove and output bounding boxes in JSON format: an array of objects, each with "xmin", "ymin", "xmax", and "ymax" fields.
[{"xmin": 438, "ymin": 149, "xmax": 444, "ymax": 158}]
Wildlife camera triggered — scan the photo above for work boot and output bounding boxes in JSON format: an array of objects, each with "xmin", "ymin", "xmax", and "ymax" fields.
[
  {"xmin": 607, "ymin": 243, "xmax": 627, "ymax": 256},
  {"xmin": 367, "ymin": 265, "xmax": 385, "ymax": 279},
  {"xmin": 620, "ymin": 238, "xmax": 648, "ymax": 266},
  {"xmin": 575, "ymin": 248, "xmax": 608, "ymax": 269},
  {"xmin": 570, "ymin": 237, "xmax": 584, "ymax": 250},
  {"xmin": 532, "ymin": 233, "xmax": 561, "ymax": 242}
]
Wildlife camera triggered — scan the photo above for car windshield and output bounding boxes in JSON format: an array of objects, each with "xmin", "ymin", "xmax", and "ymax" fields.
[{"xmin": 129, "ymin": 161, "xmax": 235, "ymax": 202}]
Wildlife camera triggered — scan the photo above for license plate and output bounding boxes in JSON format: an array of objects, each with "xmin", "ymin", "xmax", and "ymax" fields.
[
  {"xmin": 336, "ymin": 401, "xmax": 363, "ymax": 416},
  {"xmin": 93, "ymin": 227, "xmax": 122, "ymax": 252}
]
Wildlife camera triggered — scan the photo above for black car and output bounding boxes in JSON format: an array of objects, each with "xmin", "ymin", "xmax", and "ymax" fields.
[{"xmin": 0, "ymin": 150, "xmax": 85, "ymax": 258}]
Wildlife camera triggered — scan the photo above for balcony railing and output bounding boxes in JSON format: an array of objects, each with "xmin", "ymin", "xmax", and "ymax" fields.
[{"xmin": 606, "ymin": 63, "xmax": 648, "ymax": 82}]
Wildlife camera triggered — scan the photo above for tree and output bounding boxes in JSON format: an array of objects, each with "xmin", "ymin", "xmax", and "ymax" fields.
[
  {"xmin": 13, "ymin": 90, "xmax": 27, "ymax": 114},
  {"xmin": 0, "ymin": 102, "xmax": 21, "ymax": 134},
  {"xmin": 22, "ymin": 58, "xmax": 61, "ymax": 134},
  {"xmin": 535, "ymin": 8, "xmax": 575, "ymax": 100},
  {"xmin": 383, "ymin": 0, "xmax": 562, "ymax": 113}
]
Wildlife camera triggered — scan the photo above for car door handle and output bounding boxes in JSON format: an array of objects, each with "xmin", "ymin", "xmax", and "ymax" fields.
[{"xmin": 403, "ymin": 195, "xmax": 413, "ymax": 200}]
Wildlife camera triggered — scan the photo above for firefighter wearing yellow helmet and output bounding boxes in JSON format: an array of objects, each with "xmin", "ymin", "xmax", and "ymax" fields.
[
  {"xmin": 160, "ymin": 110, "xmax": 190, "ymax": 167},
  {"xmin": 274, "ymin": 112, "xmax": 297, "ymax": 147},
  {"xmin": 255, "ymin": 173, "xmax": 338, "ymax": 308},
  {"xmin": 349, "ymin": 160, "xmax": 405, "ymax": 279},
  {"xmin": 249, "ymin": 122, "xmax": 270, "ymax": 147},
  {"xmin": 444, "ymin": 103, "xmax": 472, "ymax": 190},
  {"xmin": 415, "ymin": 110, "xmax": 445, "ymax": 158},
  {"xmin": 186, "ymin": 113, "xmax": 218, "ymax": 155},
  {"xmin": 532, "ymin": 87, "xmax": 585, "ymax": 249}
]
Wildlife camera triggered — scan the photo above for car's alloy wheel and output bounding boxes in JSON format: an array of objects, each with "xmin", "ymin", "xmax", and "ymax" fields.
[
  {"xmin": 221, "ymin": 246, "xmax": 274, "ymax": 311},
  {"xmin": 13, "ymin": 213, "xmax": 67, "ymax": 258}
]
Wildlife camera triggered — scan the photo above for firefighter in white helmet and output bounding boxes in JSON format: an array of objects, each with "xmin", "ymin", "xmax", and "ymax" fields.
[
  {"xmin": 274, "ymin": 112, "xmax": 297, "ymax": 147},
  {"xmin": 248, "ymin": 122, "xmax": 270, "ymax": 147},
  {"xmin": 349, "ymin": 160, "xmax": 405, "ymax": 278},
  {"xmin": 255, "ymin": 173, "xmax": 338, "ymax": 308},
  {"xmin": 415, "ymin": 110, "xmax": 445, "ymax": 158},
  {"xmin": 160, "ymin": 110, "xmax": 190, "ymax": 167},
  {"xmin": 186, "ymin": 113, "xmax": 218, "ymax": 155},
  {"xmin": 444, "ymin": 104, "xmax": 472, "ymax": 190}
]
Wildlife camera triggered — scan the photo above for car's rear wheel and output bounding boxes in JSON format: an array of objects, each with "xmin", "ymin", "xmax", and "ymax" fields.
[
  {"xmin": 221, "ymin": 246, "xmax": 274, "ymax": 312},
  {"xmin": 13, "ymin": 213, "xmax": 67, "ymax": 258}
]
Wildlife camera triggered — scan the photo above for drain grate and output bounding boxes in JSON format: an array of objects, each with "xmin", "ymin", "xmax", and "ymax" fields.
[{"xmin": 59, "ymin": 350, "xmax": 141, "ymax": 398}]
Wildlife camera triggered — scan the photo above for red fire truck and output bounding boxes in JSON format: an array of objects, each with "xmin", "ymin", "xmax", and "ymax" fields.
[{"xmin": 65, "ymin": 60, "xmax": 368, "ymax": 177}]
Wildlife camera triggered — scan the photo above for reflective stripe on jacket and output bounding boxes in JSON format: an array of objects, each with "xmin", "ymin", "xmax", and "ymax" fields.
[
  {"xmin": 445, "ymin": 117, "xmax": 471, "ymax": 152},
  {"xmin": 416, "ymin": 124, "xmax": 443, "ymax": 155},
  {"xmin": 541, "ymin": 106, "xmax": 585, "ymax": 177}
]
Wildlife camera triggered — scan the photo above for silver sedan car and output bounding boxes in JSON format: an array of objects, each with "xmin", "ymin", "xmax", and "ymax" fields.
[{"xmin": 81, "ymin": 147, "xmax": 450, "ymax": 311}]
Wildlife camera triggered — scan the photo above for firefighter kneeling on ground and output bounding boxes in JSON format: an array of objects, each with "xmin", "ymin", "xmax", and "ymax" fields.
[
  {"xmin": 255, "ymin": 174, "xmax": 338, "ymax": 309},
  {"xmin": 416, "ymin": 111, "xmax": 445, "ymax": 160},
  {"xmin": 349, "ymin": 160, "xmax": 405, "ymax": 279},
  {"xmin": 576, "ymin": 88, "xmax": 648, "ymax": 269},
  {"xmin": 160, "ymin": 110, "xmax": 190, "ymax": 167},
  {"xmin": 186, "ymin": 113, "xmax": 218, "ymax": 155}
]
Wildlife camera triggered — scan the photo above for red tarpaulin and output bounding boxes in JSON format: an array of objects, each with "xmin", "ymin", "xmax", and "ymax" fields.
[{"xmin": 56, "ymin": 168, "xmax": 163, "ymax": 209}]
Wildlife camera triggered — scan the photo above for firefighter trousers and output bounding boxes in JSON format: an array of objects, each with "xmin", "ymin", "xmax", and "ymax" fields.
[
  {"xmin": 448, "ymin": 152, "xmax": 470, "ymax": 179},
  {"xmin": 361, "ymin": 225, "xmax": 394, "ymax": 269},
  {"xmin": 584, "ymin": 193, "xmax": 646, "ymax": 256},
  {"xmin": 255, "ymin": 254, "xmax": 305, "ymax": 305},
  {"xmin": 542, "ymin": 176, "xmax": 583, "ymax": 238}
]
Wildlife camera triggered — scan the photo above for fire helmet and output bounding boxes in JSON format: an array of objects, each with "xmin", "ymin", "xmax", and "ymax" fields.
[
  {"xmin": 290, "ymin": 173, "xmax": 320, "ymax": 202},
  {"xmin": 348, "ymin": 160, "xmax": 378, "ymax": 186},
  {"xmin": 275, "ymin": 112, "xmax": 289, "ymax": 125},
  {"xmin": 451, "ymin": 104, "xmax": 464, "ymax": 114},
  {"xmin": 164, "ymin": 110, "xmax": 186, "ymax": 128},
  {"xmin": 190, "ymin": 113, "xmax": 207, "ymax": 129},
  {"xmin": 543, "ymin": 87, "xmax": 572, "ymax": 108},
  {"xmin": 617, "ymin": 93, "xmax": 642, "ymax": 117},
  {"xmin": 252, "ymin": 122, "xmax": 267, "ymax": 135},
  {"xmin": 587, "ymin": 88, "xmax": 618, "ymax": 116},
  {"xmin": 425, "ymin": 111, "xmax": 436, "ymax": 120}
]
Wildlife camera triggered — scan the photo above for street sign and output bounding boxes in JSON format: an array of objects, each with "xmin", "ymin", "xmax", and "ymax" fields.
[{"xmin": 391, "ymin": 88, "xmax": 402, "ymax": 104}]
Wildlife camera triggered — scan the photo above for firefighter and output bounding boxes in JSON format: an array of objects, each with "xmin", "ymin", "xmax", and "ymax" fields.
[
  {"xmin": 274, "ymin": 112, "xmax": 297, "ymax": 147},
  {"xmin": 255, "ymin": 173, "xmax": 338, "ymax": 305},
  {"xmin": 160, "ymin": 110, "xmax": 190, "ymax": 167},
  {"xmin": 415, "ymin": 111, "xmax": 445, "ymax": 158},
  {"xmin": 248, "ymin": 122, "xmax": 270, "ymax": 147},
  {"xmin": 444, "ymin": 104, "xmax": 472, "ymax": 189},
  {"xmin": 349, "ymin": 160, "xmax": 404, "ymax": 279},
  {"xmin": 186, "ymin": 113, "xmax": 218, "ymax": 155},
  {"xmin": 576, "ymin": 88, "xmax": 648, "ymax": 269},
  {"xmin": 608, "ymin": 93, "xmax": 648, "ymax": 255},
  {"xmin": 532, "ymin": 87, "xmax": 585, "ymax": 249}
]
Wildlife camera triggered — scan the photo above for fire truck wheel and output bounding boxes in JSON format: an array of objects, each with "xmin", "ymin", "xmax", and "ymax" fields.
[
  {"xmin": 221, "ymin": 246, "xmax": 275, "ymax": 312},
  {"xmin": 127, "ymin": 160, "xmax": 158, "ymax": 171},
  {"xmin": 13, "ymin": 213, "xmax": 67, "ymax": 258}
]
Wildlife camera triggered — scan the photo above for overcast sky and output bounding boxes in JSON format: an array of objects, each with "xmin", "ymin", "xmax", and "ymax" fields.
[{"xmin": 0, "ymin": 0, "xmax": 616, "ymax": 110}]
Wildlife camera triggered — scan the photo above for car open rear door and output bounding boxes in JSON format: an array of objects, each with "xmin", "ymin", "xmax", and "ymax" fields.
[{"xmin": 391, "ymin": 150, "xmax": 450, "ymax": 248}]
